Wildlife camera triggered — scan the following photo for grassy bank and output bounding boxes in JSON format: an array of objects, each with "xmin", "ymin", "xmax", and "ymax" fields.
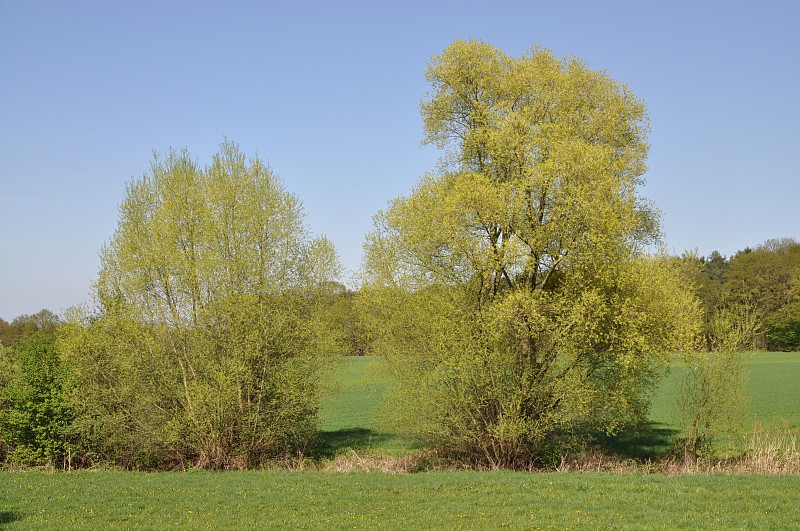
[{"xmin": 2, "ymin": 470, "xmax": 799, "ymax": 529}]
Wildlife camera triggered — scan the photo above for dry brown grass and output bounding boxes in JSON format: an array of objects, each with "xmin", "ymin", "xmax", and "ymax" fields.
[
  {"xmin": 727, "ymin": 424, "xmax": 800, "ymax": 474},
  {"xmin": 529, "ymin": 424, "xmax": 800, "ymax": 475},
  {"xmin": 295, "ymin": 423, "xmax": 800, "ymax": 475},
  {"xmin": 651, "ymin": 424, "xmax": 800, "ymax": 476},
  {"xmin": 555, "ymin": 450, "xmax": 646, "ymax": 473},
  {"xmin": 319, "ymin": 449, "xmax": 448, "ymax": 473},
  {"xmin": 316, "ymin": 431, "xmax": 800, "ymax": 474}
]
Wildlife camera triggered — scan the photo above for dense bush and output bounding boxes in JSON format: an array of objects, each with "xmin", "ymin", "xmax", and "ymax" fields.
[
  {"xmin": 0, "ymin": 331, "xmax": 77, "ymax": 468},
  {"xmin": 59, "ymin": 141, "xmax": 340, "ymax": 469},
  {"xmin": 765, "ymin": 305, "xmax": 800, "ymax": 351}
]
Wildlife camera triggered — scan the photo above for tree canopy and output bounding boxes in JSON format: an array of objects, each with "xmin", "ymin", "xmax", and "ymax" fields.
[
  {"xmin": 362, "ymin": 39, "xmax": 699, "ymax": 468},
  {"xmin": 60, "ymin": 141, "xmax": 341, "ymax": 469}
]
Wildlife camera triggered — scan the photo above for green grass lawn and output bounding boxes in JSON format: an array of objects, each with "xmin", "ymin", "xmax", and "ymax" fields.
[
  {"xmin": 2, "ymin": 470, "xmax": 799, "ymax": 529},
  {"xmin": 317, "ymin": 353, "xmax": 800, "ymax": 460},
  {"xmin": 599, "ymin": 352, "xmax": 798, "ymax": 459},
  {"xmin": 319, "ymin": 356, "xmax": 390, "ymax": 433},
  {"xmin": 742, "ymin": 352, "xmax": 800, "ymax": 430},
  {"xmin": 648, "ymin": 352, "xmax": 800, "ymax": 432},
  {"xmin": 316, "ymin": 356, "xmax": 417, "ymax": 456}
]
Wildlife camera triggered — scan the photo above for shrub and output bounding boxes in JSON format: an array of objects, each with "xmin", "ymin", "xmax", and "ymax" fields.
[{"xmin": 0, "ymin": 332, "xmax": 76, "ymax": 468}]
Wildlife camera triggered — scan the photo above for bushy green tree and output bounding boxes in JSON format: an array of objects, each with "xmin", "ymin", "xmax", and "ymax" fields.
[
  {"xmin": 676, "ymin": 305, "xmax": 750, "ymax": 462},
  {"xmin": 765, "ymin": 303, "xmax": 800, "ymax": 351},
  {"xmin": 0, "ymin": 331, "xmax": 76, "ymax": 468},
  {"xmin": 681, "ymin": 240, "xmax": 800, "ymax": 352},
  {"xmin": 61, "ymin": 141, "xmax": 340, "ymax": 469},
  {"xmin": 362, "ymin": 40, "xmax": 700, "ymax": 468},
  {"xmin": 676, "ymin": 351, "xmax": 749, "ymax": 461},
  {"xmin": 679, "ymin": 251, "xmax": 729, "ymax": 350}
]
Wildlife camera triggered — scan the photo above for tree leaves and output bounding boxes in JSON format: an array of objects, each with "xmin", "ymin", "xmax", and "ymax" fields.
[
  {"xmin": 62, "ymin": 141, "xmax": 340, "ymax": 469},
  {"xmin": 362, "ymin": 40, "xmax": 699, "ymax": 468}
]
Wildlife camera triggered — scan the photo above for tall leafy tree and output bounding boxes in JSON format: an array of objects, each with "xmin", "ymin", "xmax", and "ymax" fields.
[
  {"xmin": 363, "ymin": 40, "xmax": 699, "ymax": 468},
  {"xmin": 62, "ymin": 141, "xmax": 341, "ymax": 469}
]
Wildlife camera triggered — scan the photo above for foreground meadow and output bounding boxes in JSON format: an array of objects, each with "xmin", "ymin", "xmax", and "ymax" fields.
[{"xmin": 2, "ymin": 470, "xmax": 800, "ymax": 529}]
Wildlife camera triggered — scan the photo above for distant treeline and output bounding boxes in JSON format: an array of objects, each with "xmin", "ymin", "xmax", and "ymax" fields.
[
  {"xmin": 682, "ymin": 238, "xmax": 800, "ymax": 352},
  {"xmin": 6, "ymin": 234, "xmax": 797, "ymax": 355}
]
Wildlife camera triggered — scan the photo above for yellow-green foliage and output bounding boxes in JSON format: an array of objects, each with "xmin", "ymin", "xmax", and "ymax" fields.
[
  {"xmin": 60, "ymin": 141, "xmax": 341, "ymax": 469},
  {"xmin": 0, "ymin": 332, "xmax": 75, "ymax": 468},
  {"xmin": 362, "ymin": 40, "xmax": 701, "ymax": 468}
]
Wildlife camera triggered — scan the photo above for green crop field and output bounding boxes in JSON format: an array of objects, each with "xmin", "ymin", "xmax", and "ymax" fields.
[
  {"xmin": 1, "ymin": 353, "xmax": 799, "ymax": 529},
  {"xmin": 2, "ymin": 470, "xmax": 799, "ymax": 529},
  {"xmin": 649, "ymin": 352, "xmax": 800, "ymax": 431},
  {"xmin": 319, "ymin": 353, "xmax": 800, "ymax": 459},
  {"xmin": 317, "ymin": 356, "xmax": 414, "ymax": 456}
]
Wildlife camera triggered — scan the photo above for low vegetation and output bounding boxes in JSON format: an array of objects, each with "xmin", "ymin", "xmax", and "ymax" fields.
[
  {"xmin": 0, "ymin": 351, "xmax": 798, "ymax": 527},
  {"xmin": 319, "ymin": 354, "xmax": 800, "ymax": 473}
]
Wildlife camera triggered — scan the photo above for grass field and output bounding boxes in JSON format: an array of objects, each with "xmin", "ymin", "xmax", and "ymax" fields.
[
  {"xmin": 1, "ymin": 353, "xmax": 798, "ymax": 529},
  {"xmin": 317, "ymin": 356, "xmax": 413, "ymax": 456},
  {"xmin": 648, "ymin": 352, "xmax": 800, "ymax": 432},
  {"xmin": 318, "ymin": 353, "xmax": 800, "ymax": 459},
  {"xmin": 2, "ymin": 470, "xmax": 799, "ymax": 529}
]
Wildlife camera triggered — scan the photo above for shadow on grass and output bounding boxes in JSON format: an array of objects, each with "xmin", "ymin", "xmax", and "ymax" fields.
[
  {"xmin": 594, "ymin": 421, "xmax": 679, "ymax": 460},
  {"xmin": 313, "ymin": 428, "xmax": 395, "ymax": 459},
  {"xmin": 0, "ymin": 511, "xmax": 21, "ymax": 525}
]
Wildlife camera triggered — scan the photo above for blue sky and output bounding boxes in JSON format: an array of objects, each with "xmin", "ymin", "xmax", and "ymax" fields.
[{"xmin": 1, "ymin": 0, "xmax": 798, "ymax": 320}]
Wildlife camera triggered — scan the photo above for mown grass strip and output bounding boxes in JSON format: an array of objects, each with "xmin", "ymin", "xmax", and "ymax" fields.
[{"xmin": 1, "ymin": 470, "xmax": 799, "ymax": 529}]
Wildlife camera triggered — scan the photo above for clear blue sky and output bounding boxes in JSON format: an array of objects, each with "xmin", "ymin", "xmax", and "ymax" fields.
[{"xmin": 1, "ymin": 0, "xmax": 798, "ymax": 320}]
